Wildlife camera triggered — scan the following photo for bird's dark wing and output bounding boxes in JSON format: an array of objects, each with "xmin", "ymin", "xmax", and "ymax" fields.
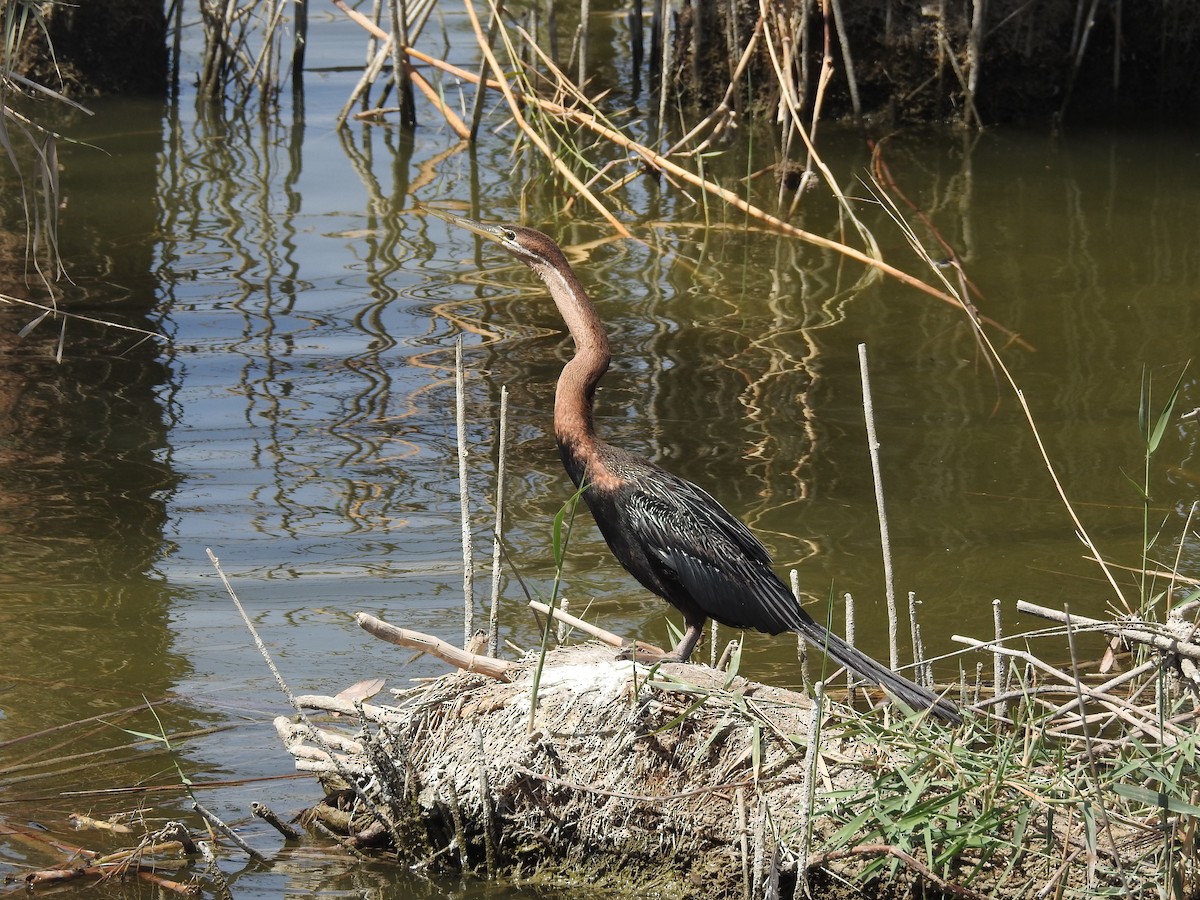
[{"xmin": 620, "ymin": 470, "xmax": 806, "ymax": 635}]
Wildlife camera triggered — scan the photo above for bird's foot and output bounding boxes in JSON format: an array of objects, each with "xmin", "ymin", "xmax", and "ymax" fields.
[{"xmin": 616, "ymin": 641, "xmax": 680, "ymax": 665}]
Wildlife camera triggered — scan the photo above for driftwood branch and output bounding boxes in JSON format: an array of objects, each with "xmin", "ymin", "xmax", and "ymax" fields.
[
  {"xmin": 356, "ymin": 613, "xmax": 516, "ymax": 681},
  {"xmin": 1017, "ymin": 600, "xmax": 1200, "ymax": 661}
]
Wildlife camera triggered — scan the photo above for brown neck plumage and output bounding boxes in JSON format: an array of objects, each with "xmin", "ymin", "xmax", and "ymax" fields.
[{"xmin": 525, "ymin": 245, "xmax": 611, "ymax": 459}]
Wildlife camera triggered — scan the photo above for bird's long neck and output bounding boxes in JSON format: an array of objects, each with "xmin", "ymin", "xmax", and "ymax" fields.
[{"xmin": 532, "ymin": 258, "xmax": 611, "ymax": 474}]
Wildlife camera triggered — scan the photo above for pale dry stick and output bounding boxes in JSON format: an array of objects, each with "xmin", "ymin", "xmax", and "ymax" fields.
[
  {"xmin": 1166, "ymin": 499, "xmax": 1200, "ymax": 642},
  {"xmin": 339, "ymin": 40, "xmax": 391, "ymax": 125},
  {"xmin": 933, "ymin": 26, "xmax": 982, "ymax": 130},
  {"xmin": 1, "ymin": 294, "xmax": 162, "ymax": 342},
  {"xmin": 474, "ymin": 726, "xmax": 497, "ymax": 876},
  {"xmin": 871, "ymin": 187, "xmax": 1128, "ymax": 609},
  {"xmin": 751, "ymin": 798, "xmax": 767, "ymax": 900},
  {"xmin": 207, "ymin": 549, "xmax": 408, "ymax": 850},
  {"xmin": 665, "ymin": 15, "xmax": 764, "ymax": 156},
  {"xmin": 844, "ymin": 591, "xmax": 856, "ymax": 702},
  {"xmin": 796, "ymin": 680, "xmax": 824, "ymax": 898},
  {"xmin": 1063, "ymin": 608, "xmax": 1134, "ymax": 896},
  {"xmin": 654, "ymin": 0, "xmax": 672, "ymax": 151},
  {"xmin": 487, "ymin": 386, "xmax": 509, "ymax": 657},
  {"xmin": 735, "ymin": 786, "xmax": 750, "ymax": 900},
  {"xmin": 455, "ymin": 337, "xmax": 475, "ymax": 647},
  {"xmin": 762, "ymin": 0, "xmax": 866, "ymax": 239},
  {"xmin": 907, "ymin": 591, "xmax": 921, "ymax": 684},
  {"xmin": 557, "ymin": 598, "xmax": 571, "ymax": 644},
  {"xmin": 357, "ymin": 613, "xmax": 516, "ymax": 680},
  {"xmin": 525, "ymin": 598, "xmax": 668, "ymax": 656},
  {"xmin": 1017, "ymin": 600, "xmax": 1200, "ymax": 660},
  {"xmin": 578, "ymin": 0, "xmax": 589, "ymax": 88},
  {"xmin": 952, "ymin": 635, "xmax": 1184, "ymax": 744},
  {"xmin": 993, "ymin": 598, "xmax": 1007, "ymax": 719},
  {"xmin": 858, "ymin": 343, "xmax": 899, "ymax": 671},
  {"xmin": 463, "ymin": 0, "xmax": 629, "ymax": 236},
  {"xmin": 791, "ymin": 569, "xmax": 811, "ymax": 691},
  {"xmin": 192, "ymin": 800, "xmax": 267, "ymax": 863},
  {"xmin": 198, "ymin": 841, "xmax": 234, "ymax": 900},
  {"xmin": 251, "ymin": 802, "xmax": 300, "ymax": 841}
]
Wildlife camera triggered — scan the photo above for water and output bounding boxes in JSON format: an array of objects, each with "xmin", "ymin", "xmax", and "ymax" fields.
[{"xmin": 2, "ymin": 9, "xmax": 1199, "ymax": 897}]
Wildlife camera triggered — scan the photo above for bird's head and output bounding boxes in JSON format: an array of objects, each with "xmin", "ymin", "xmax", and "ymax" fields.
[{"xmin": 422, "ymin": 206, "xmax": 570, "ymax": 276}]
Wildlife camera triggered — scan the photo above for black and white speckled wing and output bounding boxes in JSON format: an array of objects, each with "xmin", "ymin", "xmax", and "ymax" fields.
[{"xmin": 619, "ymin": 467, "xmax": 805, "ymax": 635}]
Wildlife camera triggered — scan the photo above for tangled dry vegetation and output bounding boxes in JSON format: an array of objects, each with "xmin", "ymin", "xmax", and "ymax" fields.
[{"xmin": 274, "ymin": 601, "xmax": 1200, "ymax": 899}]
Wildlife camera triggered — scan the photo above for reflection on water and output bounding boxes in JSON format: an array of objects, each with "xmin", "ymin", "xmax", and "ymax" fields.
[{"xmin": 1, "ymin": 27, "xmax": 1199, "ymax": 897}]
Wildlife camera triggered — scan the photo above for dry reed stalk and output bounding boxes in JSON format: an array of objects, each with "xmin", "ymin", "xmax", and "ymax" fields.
[
  {"xmin": 487, "ymin": 386, "xmax": 509, "ymax": 657},
  {"xmin": 952, "ymin": 634, "xmax": 1183, "ymax": 744},
  {"xmin": 858, "ymin": 343, "xmax": 899, "ymax": 671},
  {"xmin": 993, "ymin": 598, "xmax": 1006, "ymax": 719},
  {"xmin": 192, "ymin": 800, "xmax": 267, "ymax": 863},
  {"xmin": 455, "ymin": 337, "xmax": 475, "ymax": 647},
  {"xmin": 844, "ymin": 591, "xmax": 856, "ymax": 701},
  {"xmin": 462, "ymin": 0, "xmax": 630, "ymax": 236},
  {"xmin": 1064, "ymin": 609, "xmax": 1134, "ymax": 894}
]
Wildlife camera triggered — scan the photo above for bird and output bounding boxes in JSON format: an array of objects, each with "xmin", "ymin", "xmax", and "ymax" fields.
[{"xmin": 426, "ymin": 207, "xmax": 961, "ymax": 724}]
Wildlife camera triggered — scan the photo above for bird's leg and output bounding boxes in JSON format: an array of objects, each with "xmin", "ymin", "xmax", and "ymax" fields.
[
  {"xmin": 662, "ymin": 621, "xmax": 704, "ymax": 662},
  {"xmin": 617, "ymin": 620, "xmax": 704, "ymax": 664}
]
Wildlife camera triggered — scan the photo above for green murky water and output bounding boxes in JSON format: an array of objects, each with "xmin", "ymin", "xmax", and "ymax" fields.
[{"xmin": 2, "ymin": 7, "xmax": 1199, "ymax": 898}]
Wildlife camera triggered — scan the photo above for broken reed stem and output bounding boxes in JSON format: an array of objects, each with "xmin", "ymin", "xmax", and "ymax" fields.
[
  {"xmin": 1064, "ymin": 608, "xmax": 1134, "ymax": 894},
  {"xmin": 198, "ymin": 841, "xmax": 234, "ymax": 900},
  {"xmin": 388, "ymin": 0, "xmax": 416, "ymax": 127},
  {"xmin": 858, "ymin": 343, "xmax": 899, "ymax": 670},
  {"xmin": 487, "ymin": 385, "xmax": 509, "ymax": 657},
  {"xmin": 844, "ymin": 591, "xmax": 856, "ymax": 701},
  {"xmin": 736, "ymin": 786, "xmax": 750, "ymax": 900},
  {"xmin": 907, "ymin": 591, "xmax": 921, "ymax": 685},
  {"xmin": 456, "ymin": 336, "xmax": 475, "ymax": 648},
  {"xmin": 192, "ymin": 800, "xmax": 267, "ymax": 863},
  {"xmin": 474, "ymin": 726, "xmax": 497, "ymax": 876},
  {"xmin": 557, "ymin": 598, "xmax": 571, "ymax": 645},
  {"xmin": 1017, "ymin": 600, "xmax": 1200, "ymax": 659},
  {"xmin": 797, "ymin": 679, "xmax": 824, "ymax": 896},
  {"xmin": 993, "ymin": 599, "xmax": 1007, "ymax": 719},
  {"xmin": 251, "ymin": 802, "xmax": 300, "ymax": 841},
  {"xmin": 792, "ymin": 569, "xmax": 811, "ymax": 692}
]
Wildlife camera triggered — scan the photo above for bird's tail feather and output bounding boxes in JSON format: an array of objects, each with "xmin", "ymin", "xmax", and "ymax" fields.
[{"xmin": 795, "ymin": 619, "xmax": 962, "ymax": 724}]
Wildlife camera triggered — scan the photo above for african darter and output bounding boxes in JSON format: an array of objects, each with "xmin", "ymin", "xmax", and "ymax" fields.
[{"xmin": 426, "ymin": 208, "xmax": 961, "ymax": 725}]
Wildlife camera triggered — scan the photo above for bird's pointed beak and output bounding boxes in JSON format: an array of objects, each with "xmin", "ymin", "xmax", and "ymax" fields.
[{"xmin": 421, "ymin": 204, "xmax": 506, "ymax": 244}]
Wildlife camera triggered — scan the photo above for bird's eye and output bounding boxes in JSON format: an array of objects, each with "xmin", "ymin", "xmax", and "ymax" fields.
[{"xmin": 502, "ymin": 228, "xmax": 516, "ymax": 241}]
